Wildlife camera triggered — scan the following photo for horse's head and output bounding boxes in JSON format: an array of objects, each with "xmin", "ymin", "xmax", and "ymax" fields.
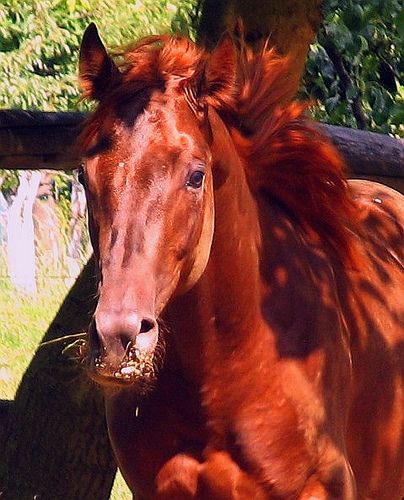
[{"xmin": 78, "ymin": 24, "xmax": 236, "ymax": 389}]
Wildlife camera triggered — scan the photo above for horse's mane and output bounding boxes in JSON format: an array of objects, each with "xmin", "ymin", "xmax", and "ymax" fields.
[
  {"xmin": 228, "ymin": 44, "xmax": 359, "ymax": 264},
  {"xmin": 81, "ymin": 34, "xmax": 359, "ymax": 264}
]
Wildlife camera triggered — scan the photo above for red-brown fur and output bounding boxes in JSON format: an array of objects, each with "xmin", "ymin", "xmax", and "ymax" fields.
[
  {"xmin": 81, "ymin": 35, "xmax": 357, "ymax": 264},
  {"xmin": 79, "ymin": 25, "xmax": 404, "ymax": 499}
]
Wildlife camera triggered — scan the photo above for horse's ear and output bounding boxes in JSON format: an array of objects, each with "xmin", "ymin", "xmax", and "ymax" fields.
[
  {"xmin": 202, "ymin": 33, "xmax": 237, "ymax": 109},
  {"xmin": 79, "ymin": 23, "xmax": 120, "ymax": 100}
]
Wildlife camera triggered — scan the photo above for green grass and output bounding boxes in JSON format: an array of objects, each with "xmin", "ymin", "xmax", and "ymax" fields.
[
  {"xmin": 0, "ymin": 277, "xmax": 70, "ymax": 399},
  {"xmin": 0, "ymin": 275, "xmax": 132, "ymax": 499},
  {"xmin": 110, "ymin": 471, "xmax": 132, "ymax": 500}
]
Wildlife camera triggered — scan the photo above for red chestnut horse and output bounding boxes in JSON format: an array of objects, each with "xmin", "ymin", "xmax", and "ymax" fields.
[{"xmin": 78, "ymin": 24, "xmax": 404, "ymax": 499}]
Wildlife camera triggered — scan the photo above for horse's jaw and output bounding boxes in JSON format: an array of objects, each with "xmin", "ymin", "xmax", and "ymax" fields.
[{"xmin": 177, "ymin": 173, "xmax": 215, "ymax": 294}]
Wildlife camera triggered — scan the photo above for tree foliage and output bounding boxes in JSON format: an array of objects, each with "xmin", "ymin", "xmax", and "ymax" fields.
[
  {"xmin": 0, "ymin": 0, "xmax": 402, "ymax": 128},
  {"xmin": 0, "ymin": 0, "xmax": 195, "ymax": 110},
  {"xmin": 303, "ymin": 0, "xmax": 404, "ymax": 136}
]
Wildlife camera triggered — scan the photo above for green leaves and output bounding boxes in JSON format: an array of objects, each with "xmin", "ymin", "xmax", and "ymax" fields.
[
  {"xmin": 0, "ymin": 0, "xmax": 197, "ymax": 111},
  {"xmin": 342, "ymin": 5, "xmax": 365, "ymax": 32},
  {"xmin": 304, "ymin": 0, "xmax": 404, "ymax": 137},
  {"xmin": 1, "ymin": 0, "xmax": 401, "ymax": 137},
  {"xmin": 396, "ymin": 8, "xmax": 404, "ymax": 37},
  {"xmin": 325, "ymin": 23, "xmax": 353, "ymax": 51}
]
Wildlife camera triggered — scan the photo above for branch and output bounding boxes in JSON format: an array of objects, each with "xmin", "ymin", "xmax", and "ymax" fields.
[
  {"xmin": 322, "ymin": 38, "xmax": 369, "ymax": 130},
  {"xmin": 0, "ymin": 400, "xmax": 12, "ymax": 421}
]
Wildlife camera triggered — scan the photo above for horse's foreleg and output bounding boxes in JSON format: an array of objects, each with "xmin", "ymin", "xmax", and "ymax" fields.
[
  {"xmin": 197, "ymin": 451, "xmax": 267, "ymax": 499},
  {"xmin": 298, "ymin": 460, "xmax": 356, "ymax": 500},
  {"xmin": 155, "ymin": 451, "xmax": 267, "ymax": 499},
  {"xmin": 155, "ymin": 454, "xmax": 202, "ymax": 499}
]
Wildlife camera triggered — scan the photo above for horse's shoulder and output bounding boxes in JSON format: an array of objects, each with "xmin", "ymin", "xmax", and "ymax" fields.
[
  {"xmin": 257, "ymin": 198, "xmax": 347, "ymax": 357},
  {"xmin": 349, "ymin": 179, "xmax": 404, "ymax": 227},
  {"xmin": 349, "ymin": 179, "xmax": 404, "ymax": 266}
]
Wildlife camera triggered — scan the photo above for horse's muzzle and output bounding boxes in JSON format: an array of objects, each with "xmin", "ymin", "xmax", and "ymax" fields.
[{"xmin": 87, "ymin": 311, "xmax": 158, "ymax": 387}]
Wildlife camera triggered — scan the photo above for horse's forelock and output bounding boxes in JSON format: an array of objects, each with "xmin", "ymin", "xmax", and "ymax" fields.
[{"xmin": 118, "ymin": 36, "xmax": 204, "ymax": 94}]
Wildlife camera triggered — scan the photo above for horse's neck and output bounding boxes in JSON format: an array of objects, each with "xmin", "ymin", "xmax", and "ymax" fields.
[
  {"xmin": 206, "ymin": 160, "xmax": 263, "ymax": 337},
  {"xmin": 166, "ymin": 113, "xmax": 273, "ymax": 384}
]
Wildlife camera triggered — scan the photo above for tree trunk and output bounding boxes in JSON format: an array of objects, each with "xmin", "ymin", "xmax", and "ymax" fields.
[
  {"xmin": 68, "ymin": 177, "xmax": 86, "ymax": 260},
  {"xmin": 7, "ymin": 171, "xmax": 41, "ymax": 294},
  {"xmin": 198, "ymin": 0, "xmax": 322, "ymax": 99},
  {"xmin": 0, "ymin": 257, "xmax": 117, "ymax": 500}
]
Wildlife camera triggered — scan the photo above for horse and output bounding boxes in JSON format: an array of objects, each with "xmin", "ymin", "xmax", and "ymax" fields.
[{"xmin": 78, "ymin": 23, "xmax": 404, "ymax": 499}]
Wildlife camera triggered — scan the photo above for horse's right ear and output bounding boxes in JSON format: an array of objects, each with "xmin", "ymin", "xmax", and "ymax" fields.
[{"xmin": 79, "ymin": 23, "xmax": 120, "ymax": 100}]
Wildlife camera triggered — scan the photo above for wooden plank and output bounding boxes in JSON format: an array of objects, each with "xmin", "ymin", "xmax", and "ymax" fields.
[
  {"xmin": 0, "ymin": 111, "xmax": 403, "ymax": 177},
  {"xmin": 322, "ymin": 124, "xmax": 404, "ymax": 178},
  {"xmin": 0, "ymin": 111, "xmax": 85, "ymax": 171},
  {"xmin": 0, "ymin": 110, "xmax": 86, "ymax": 128}
]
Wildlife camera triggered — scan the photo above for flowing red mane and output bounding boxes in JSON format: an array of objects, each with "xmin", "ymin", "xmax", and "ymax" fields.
[
  {"xmin": 227, "ymin": 44, "xmax": 359, "ymax": 264},
  {"xmin": 81, "ymin": 35, "xmax": 358, "ymax": 264}
]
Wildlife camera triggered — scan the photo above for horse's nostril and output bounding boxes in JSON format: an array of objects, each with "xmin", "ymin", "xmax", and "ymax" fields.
[
  {"xmin": 91, "ymin": 312, "xmax": 158, "ymax": 361},
  {"xmin": 119, "ymin": 332, "xmax": 133, "ymax": 351},
  {"xmin": 140, "ymin": 318, "xmax": 156, "ymax": 334}
]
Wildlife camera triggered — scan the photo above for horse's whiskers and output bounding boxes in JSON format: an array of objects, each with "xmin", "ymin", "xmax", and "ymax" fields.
[
  {"xmin": 61, "ymin": 337, "xmax": 89, "ymax": 363},
  {"xmin": 123, "ymin": 339, "xmax": 134, "ymax": 360},
  {"xmin": 153, "ymin": 341, "xmax": 166, "ymax": 373}
]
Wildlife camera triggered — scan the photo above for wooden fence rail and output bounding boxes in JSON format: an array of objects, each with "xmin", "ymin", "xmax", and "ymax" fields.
[
  {"xmin": 0, "ymin": 111, "xmax": 86, "ymax": 171},
  {"xmin": 0, "ymin": 110, "xmax": 403, "ymax": 187}
]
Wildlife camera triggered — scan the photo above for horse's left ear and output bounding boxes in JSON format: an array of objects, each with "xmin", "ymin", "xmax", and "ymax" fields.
[
  {"xmin": 202, "ymin": 33, "xmax": 237, "ymax": 109},
  {"xmin": 79, "ymin": 23, "xmax": 120, "ymax": 100}
]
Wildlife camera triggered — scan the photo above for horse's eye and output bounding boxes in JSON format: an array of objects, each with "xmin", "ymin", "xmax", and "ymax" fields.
[
  {"xmin": 187, "ymin": 170, "xmax": 205, "ymax": 189},
  {"xmin": 78, "ymin": 163, "xmax": 86, "ymax": 187}
]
